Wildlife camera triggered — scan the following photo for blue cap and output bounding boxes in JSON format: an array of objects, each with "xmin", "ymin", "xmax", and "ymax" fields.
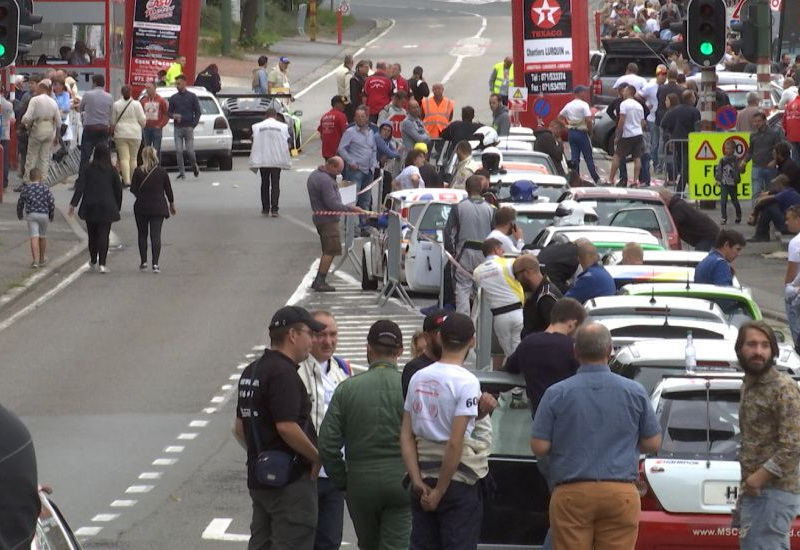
[
  {"xmin": 510, "ymin": 180, "xmax": 538, "ymax": 202},
  {"xmin": 280, "ymin": 56, "xmax": 290, "ymax": 64}
]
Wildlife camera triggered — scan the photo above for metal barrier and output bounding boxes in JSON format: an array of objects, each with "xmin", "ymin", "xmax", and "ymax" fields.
[
  {"xmin": 663, "ymin": 137, "xmax": 689, "ymax": 198},
  {"xmin": 331, "ymin": 213, "xmax": 360, "ymax": 275},
  {"xmin": 473, "ymin": 288, "xmax": 493, "ymax": 371},
  {"xmin": 378, "ymin": 210, "xmax": 414, "ymax": 308}
]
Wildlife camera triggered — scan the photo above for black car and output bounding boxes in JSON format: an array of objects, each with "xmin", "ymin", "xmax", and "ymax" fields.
[{"xmin": 217, "ymin": 92, "xmax": 302, "ymax": 152}]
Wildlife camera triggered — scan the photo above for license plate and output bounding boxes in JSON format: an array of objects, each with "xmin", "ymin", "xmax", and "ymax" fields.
[{"xmin": 702, "ymin": 481, "xmax": 740, "ymax": 505}]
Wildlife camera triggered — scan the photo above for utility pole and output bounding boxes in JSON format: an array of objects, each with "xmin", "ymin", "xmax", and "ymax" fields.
[
  {"xmin": 752, "ymin": 0, "xmax": 773, "ymax": 112},
  {"xmin": 221, "ymin": 0, "xmax": 232, "ymax": 55}
]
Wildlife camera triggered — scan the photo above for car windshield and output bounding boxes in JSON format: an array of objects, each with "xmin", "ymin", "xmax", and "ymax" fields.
[
  {"xmin": 490, "ymin": 388, "xmax": 534, "ymax": 457},
  {"xmin": 199, "ymin": 97, "xmax": 220, "ymax": 115},
  {"xmin": 724, "ymin": 90, "xmax": 751, "ymax": 110},
  {"xmin": 579, "ymin": 198, "xmax": 674, "ymax": 232},
  {"xmin": 417, "ymin": 204, "xmax": 452, "ymax": 243},
  {"xmin": 501, "ymin": 154, "xmax": 556, "ymax": 173},
  {"xmin": 612, "ymin": 362, "xmax": 739, "ymax": 393},
  {"xmin": 656, "ymin": 390, "xmax": 741, "ymax": 461}
]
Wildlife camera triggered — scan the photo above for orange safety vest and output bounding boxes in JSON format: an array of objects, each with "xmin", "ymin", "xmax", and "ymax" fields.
[{"xmin": 421, "ymin": 96, "xmax": 454, "ymax": 138}]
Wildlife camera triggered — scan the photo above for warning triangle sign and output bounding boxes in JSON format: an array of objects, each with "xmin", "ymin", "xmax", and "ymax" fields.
[
  {"xmin": 512, "ymin": 89, "xmax": 524, "ymax": 99},
  {"xmin": 731, "ymin": 0, "xmax": 745, "ymax": 19},
  {"xmin": 695, "ymin": 140, "xmax": 717, "ymax": 161}
]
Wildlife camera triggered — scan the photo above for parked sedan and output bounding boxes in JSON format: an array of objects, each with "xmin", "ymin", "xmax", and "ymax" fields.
[
  {"xmin": 636, "ymin": 376, "xmax": 800, "ymax": 549},
  {"xmin": 529, "ymin": 225, "xmax": 664, "ymax": 256}
]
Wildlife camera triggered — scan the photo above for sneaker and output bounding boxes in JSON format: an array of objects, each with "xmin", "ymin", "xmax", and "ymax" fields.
[
  {"xmin": 270, "ymin": 211, "xmax": 279, "ymax": 218},
  {"xmin": 735, "ymin": 218, "xmax": 741, "ymax": 224},
  {"xmin": 721, "ymin": 219, "xmax": 727, "ymax": 225},
  {"xmin": 312, "ymin": 281, "xmax": 336, "ymax": 292},
  {"xmin": 176, "ymin": 174, "xmax": 185, "ymax": 180},
  {"xmin": 89, "ymin": 262, "xmax": 97, "ymax": 272},
  {"xmin": 38, "ymin": 257, "xmax": 48, "ymax": 266},
  {"xmin": 152, "ymin": 265, "xmax": 161, "ymax": 273},
  {"xmin": 193, "ymin": 164, "xmax": 200, "ymax": 178},
  {"xmin": 139, "ymin": 262, "xmax": 148, "ymax": 271},
  {"xmin": 99, "ymin": 265, "xmax": 109, "ymax": 274},
  {"xmin": 30, "ymin": 261, "xmax": 38, "ymax": 269},
  {"xmin": 747, "ymin": 235, "xmax": 770, "ymax": 243}
]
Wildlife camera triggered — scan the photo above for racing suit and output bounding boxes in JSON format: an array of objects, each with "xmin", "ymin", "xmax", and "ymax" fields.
[{"xmin": 473, "ymin": 254, "xmax": 525, "ymax": 358}]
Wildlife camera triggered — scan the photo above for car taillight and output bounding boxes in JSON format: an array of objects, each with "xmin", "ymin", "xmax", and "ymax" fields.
[
  {"xmin": 669, "ymin": 232, "xmax": 681, "ymax": 250},
  {"xmin": 636, "ymin": 460, "xmax": 664, "ymax": 511},
  {"xmin": 214, "ymin": 116, "xmax": 228, "ymax": 130},
  {"xmin": 400, "ymin": 207, "xmax": 408, "ymax": 219},
  {"xmin": 592, "ymin": 78, "xmax": 603, "ymax": 96}
]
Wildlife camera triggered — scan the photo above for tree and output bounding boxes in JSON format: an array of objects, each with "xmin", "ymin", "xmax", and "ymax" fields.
[{"xmin": 239, "ymin": 0, "xmax": 259, "ymax": 43}]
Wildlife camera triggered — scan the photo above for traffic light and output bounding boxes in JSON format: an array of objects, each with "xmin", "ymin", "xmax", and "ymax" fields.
[
  {"xmin": 0, "ymin": 0, "xmax": 19, "ymax": 68},
  {"xmin": 686, "ymin": 0, "xmax": 726, "ymax": 66},
  {"xmin": 18, "ymin": 0, "xmax": 42, "ymax": 55},
  {"xmin": 730, "ymin": 2, "xmax": 769, "ymax": 64}
]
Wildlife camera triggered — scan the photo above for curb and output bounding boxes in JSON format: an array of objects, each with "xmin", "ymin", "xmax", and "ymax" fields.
[{"xmin": 0, "ymin": 203, "xmax": 87, "ymax": 314}]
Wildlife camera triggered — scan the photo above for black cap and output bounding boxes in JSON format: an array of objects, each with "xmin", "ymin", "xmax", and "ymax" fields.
[
  {"xmin": 269, "ymin": 306, "xmax": 326, "ymax": 332},
  {"xmin": 423, "ymin": 309, "xmax": 447, "ymax": 333},
  {"xmin": 367, "ymin": 320, "xmax": 403, "ymax": 349},
  {"xmin": 440, "ymin": 313, "xmax": 475, "ymax": 345}
]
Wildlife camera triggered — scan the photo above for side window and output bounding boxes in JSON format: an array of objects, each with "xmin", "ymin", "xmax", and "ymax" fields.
[
  {"xmin": 198, "ymin": 97, "xmax": 221, "ymax": 115},
  {"xmin": 610, "ymin": 209, "xmax": 662, "ymax": 238},
  {"xmin": 417, "ymin": 204, "xmax": 452, "ymax": 242},
  {"xmin": 590, "ymin": 53, "xmax": 602, "ymax": 75}
]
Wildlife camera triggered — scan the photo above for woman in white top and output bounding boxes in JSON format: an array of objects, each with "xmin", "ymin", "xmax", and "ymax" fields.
[
  {"xmin": 393, "ymin": 149, "xmax": 427, "ymax": 190},
  {"xmin": 111, "ymin": 85, "xmax": 147, "ymax": 187}
]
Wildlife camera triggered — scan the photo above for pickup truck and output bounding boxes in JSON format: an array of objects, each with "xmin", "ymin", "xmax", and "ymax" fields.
[{"xmin": 590, "ymin": 38, "xmax": 671, "ymax": 105}]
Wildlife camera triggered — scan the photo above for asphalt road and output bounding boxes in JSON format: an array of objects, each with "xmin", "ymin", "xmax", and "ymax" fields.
[{"xmin": 0, "ymin": 0, "xmax": 792, "ymax": 548}]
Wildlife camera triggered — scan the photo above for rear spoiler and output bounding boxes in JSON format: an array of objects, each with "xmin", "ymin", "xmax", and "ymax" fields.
[{"xmin": 216, "ymin": 93, "xmax": 292, "ymax": 100}]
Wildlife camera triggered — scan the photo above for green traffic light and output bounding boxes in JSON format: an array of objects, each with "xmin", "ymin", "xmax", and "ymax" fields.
[
  {"xmin": 0, "ymin": 44, "xmax": 6, "ymax": 57},
  {"xmin": 700, "ymin": 41, "xmax": 714, "ymax": 56}
]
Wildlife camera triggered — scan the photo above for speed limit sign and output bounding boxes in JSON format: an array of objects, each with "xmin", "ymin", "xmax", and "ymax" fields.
[{"xmin": 338, "ymin": 0, "xmax": 350, "ymax": 14}]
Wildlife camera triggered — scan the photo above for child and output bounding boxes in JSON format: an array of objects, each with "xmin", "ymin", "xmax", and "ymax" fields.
[
  {"xmin": 16, "ymin": 167, "xmax": 55, "ymax": 268},
  {"xmin": 715, "ymin": 140, "xmax": 742, "ymax": 225}
]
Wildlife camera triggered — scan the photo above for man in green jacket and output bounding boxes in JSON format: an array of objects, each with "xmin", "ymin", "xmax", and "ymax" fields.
[{"xmin": 319, "ymin": 320, "xmax": 410, "ymax": 550}]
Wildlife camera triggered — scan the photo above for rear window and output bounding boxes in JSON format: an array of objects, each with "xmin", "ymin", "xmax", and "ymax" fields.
[
  {"xmin": 199, "ymin": 97, "xmax": 220, "ymax": 115},
  {"xmin": 609, "ymin": 325, "xmax": 725, "ymax": 341},
  {"xmin": 656, "ymin": 391, "xmax": 741, "ymax": 461},
  {"xmin": 600, "ymin": 56, "xmax": 663, "ymax": 77},
  {"xmin": 579, "ymin": 198, "xmax": 675, "ymax": 233},
  {"xmin": 611, "ymin": 363, "xmax": 737, "ymax": 394}
]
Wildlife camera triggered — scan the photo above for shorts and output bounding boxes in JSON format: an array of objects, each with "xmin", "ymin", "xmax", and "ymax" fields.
[
  {"xmin": 316, "ymin": 221, "xmax": 342, "ymax": 256},
  {"xmin": 617, "ymin": 135, "xmax": 644, "ymax": 159},
  {"xmin": 27, "ymin": 212, "xmax": 50, "ymax": 238}
]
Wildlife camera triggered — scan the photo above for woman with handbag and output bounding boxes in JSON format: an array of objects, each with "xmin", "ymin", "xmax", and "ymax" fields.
[
  {"xmin": 68, "ymin": 143, "xmax": 123, "ymax": 273},
  {"xmin": 131, "ymin": 146, "xmax": 176, "ymax": 273},
  {"xmin": 111, "ymin": 85, "xmax": 146, "ymax": 188}
]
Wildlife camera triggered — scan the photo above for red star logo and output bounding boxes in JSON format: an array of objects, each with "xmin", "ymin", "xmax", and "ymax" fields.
[{"xmin": 530, "ymin": 0, "xmax": 562, "ymax": 29}]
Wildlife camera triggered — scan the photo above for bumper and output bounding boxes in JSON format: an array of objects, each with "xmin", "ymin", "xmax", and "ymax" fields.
[
  {"xmin": 637, "ymin": 511, "xmax": 800, "ymax": 549},
  {"xmin": 159, "ymin": 130, "xmax": 232, "ymax": 155}
]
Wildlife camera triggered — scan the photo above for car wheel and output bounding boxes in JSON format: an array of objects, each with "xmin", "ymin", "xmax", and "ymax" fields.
[
  {"xmin": 382, "ymin": 255, "xmax": 390, "ymax": 288},
  {"xmin": 219, "ymin": 154, "xmax": 233, "ymax": 171},
  {"xmin": 361, "ymin": 250, "xmax": 378, "ymax": 291}
]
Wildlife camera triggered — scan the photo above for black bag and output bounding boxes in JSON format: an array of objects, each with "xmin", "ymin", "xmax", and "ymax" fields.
[{"xmin": 249, "ymin": 360, "xmax": 298, "ymax": 488}]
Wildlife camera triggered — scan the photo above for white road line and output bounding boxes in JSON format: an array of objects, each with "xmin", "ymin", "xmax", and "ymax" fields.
[
  {"xmin": 164, "ymin": 445, "xmax": 185, "ymax": 453},
  {"xmin": 190, "ymin": 420, "xmax": 209, "ymax": 428},
  {"xmin": 91, "ymin": 513, "xmax": 120, "ymax": 522},
  {"xmin": 126, "ymin": 485, "xmax": 154, "ymax": 494},
  {"xmin": 110, "ymin": 499, "xmax": 137, "ymax": 507},
  {"xmin": 0, "ymin": 263, "xmax": 89, "ymax": 334},
  {"xmin": 210, "ymin": 395, "xmax": 225, "ymax": 403},
  {"xmin": 287, "ymin": 260, "xmax": 320, "ymax": 306},
  {"xmin": 295, "ymin": 19, "xmax": 397, "ymax": 100},
  {"xmin": 75, "ymin": 526, "xmax": 103, "ymax": 537},
  {"xmin": 229, "ymin": 374, "xmax": 241, "ymax": 380},
  {"xmin": 203, "ymin": 407, "xmax": 218, "ymax": 414},
  {"xmin": 221, "ymin": 384, "xmax": 233, "ymax": 391},
  {"xmin": 138, "ymin": 472, "xmax": 163, "ymax": 480},
  {"xmin": 177, "ymin": 432, "xmax": 198, "ymax": 440},
  {"xmin": 441, "ymin": 12, "xmax": 488, "ymax": 85},
  {"xmin": 152, "ymin": 458, "xmax": 178, "ymax": 466},
  {"xmin": 202, "ymin": 518, "xmax": 250, "ymax": 542},
  {"xmin": 281, "ymin": 213, "xmax": 319, "ymax": 235}
]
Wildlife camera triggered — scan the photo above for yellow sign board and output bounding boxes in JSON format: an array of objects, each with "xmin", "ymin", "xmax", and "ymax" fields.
[{"xmin": 688, "ymin": 132, "xmax": 753, "ymax": 200}]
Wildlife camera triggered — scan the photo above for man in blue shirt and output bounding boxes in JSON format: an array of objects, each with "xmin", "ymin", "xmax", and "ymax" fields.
[
  {"xmin": 749, "ymin": 174, "xmax": 800, "ymax": 242},
  {"xmin": 531, "ymin": 322, "xmax": 662, "ymax": 550},
  {"xmin": 694, "ymin": 229, "xmax": 746, "ymax": 286},
  {"xmin": 564, "ymin": 240, "xmax": 616, "ymax": 304},
  {"xmin": 338, "ymin": 106, "xmax": 377, "ymax": 231}
]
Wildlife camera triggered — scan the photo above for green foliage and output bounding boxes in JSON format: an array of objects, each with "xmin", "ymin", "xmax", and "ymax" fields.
[{"xmin": 200, "ymin": 4, "xmax": 221, "ymax": 31}]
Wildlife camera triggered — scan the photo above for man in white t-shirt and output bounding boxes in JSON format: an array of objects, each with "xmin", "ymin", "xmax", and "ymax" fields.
[
  {"xmin": 609, "ymin": 85, "xmax": 645, "ymax": 186},
  {"xmin": 558, "ymin": 86, "xmax": 601, "ymax": 185},
  {"xmin": 640, "ymin": 65, "xmax": 667, "ymax": 174},
  {"xmin": 783, "ymin": 206, "xmax": 800, "ymax": 346},
  {"xmin": 613, "ymin": 63, "xmax": 647, "ymax": 94},
  {"xmin": 401, "ymin": 313, "xmax": 496, "ymax": 549},
  {"xmin": 249, "ymin": 108, "xmax": 292, "ymax": 216},
  {"xmin": 487, "ymin": 206, "xmax": 525, "ymax": 253}
]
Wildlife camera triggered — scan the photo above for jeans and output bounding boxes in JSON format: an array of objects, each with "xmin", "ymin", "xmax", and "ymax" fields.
[
  {"xmin": 756, "ymin": 202, "xmax": 787, "ymax": 237},
  {"xmin": 675, "ymin": 141, "xmax": 689, "ymax": 193},
  {"xmin": 142, "ymin": 127, "xmax": 163, "ymax": 156},
  {"xmin": 259, "ymin": 167, "xmax": 282, "ymax": 213},
  {"xmin": 720, "ymin": 185, "xmax": 741, "ymax": 221},
  {"xmin": 174, "ymin": 126, "xmax": 197, "ymax": 177},
  {"xmin": 567, "ymin": 129, "xmax": 599, "ymax": 182},
  {"xmin": 248, "ymin": 475, "xmax": 318, "ymax": 550},
  {"xmin": 135, "ymin": 214, "xmax": 165, "ymax": 265},
  {"xmin": 80, "ymin": 127, "xmax": 109, "ymax": 171},
  {"xmin": 751, "ymin": 166, "xmax": 778, "ymax": 207},
  {"xmin": 739, "ymin": 488, "xmax": 800, "ymax": 550},
  {"xmin": 786, "ymin": 297, "xmax": 800, "ymax": 346},
  {"xmin": 314, "ymin": 477, "xmax": 344, "ymax": 550},
  {"xmin": 86, "ymin": 221, "xmax": 112, "ymax": 266},
  {"xmin": 345, "ymin": 168, "xmax": 372, "ymax": 228},
  {"xmin": 649, "ymin": 123, "xmax": 660, "ymax": 172},
  {"xmin": 410, "ymin": 478, "xmax": 482, "ymax": 550},
  {"xmin": 1, "ymin": 139, "xmax": 8, "ymax": 188}
]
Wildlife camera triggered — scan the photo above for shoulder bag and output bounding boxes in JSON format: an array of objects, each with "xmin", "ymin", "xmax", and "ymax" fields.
[
  {"xmin": 249, "ymin": 360, "xmax": 298, "ymax": 487},
  {"xmin": 110, "ymin": 99, "xmax": 133, "ymax": 136}
]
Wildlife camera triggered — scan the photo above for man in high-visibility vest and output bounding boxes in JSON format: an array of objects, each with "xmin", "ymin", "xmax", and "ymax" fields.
[
  {"xmin": 165, "ymin": 55, "xmax": 185, "ymax": 87},
  {"xmin": 421, "ymin": 84, "xmax": 454, "ymax": 139},
  {"xmin": 489, "ymin": 57, "xmax": 514, "ymax": 105}
]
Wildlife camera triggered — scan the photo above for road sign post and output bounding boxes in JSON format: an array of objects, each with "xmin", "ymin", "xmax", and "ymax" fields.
[{"xmin": 688, "ymin": 132, "xmax": 753, "ymax": 201}]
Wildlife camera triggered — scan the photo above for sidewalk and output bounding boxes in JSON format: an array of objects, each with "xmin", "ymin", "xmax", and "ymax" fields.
[
  {"xmin": 0, "ymin": 199, "xmax": 85, "ymax": 310},
  {"xmin": 198, "ymin": 18, "xmax": 379, "ymax": 90}
]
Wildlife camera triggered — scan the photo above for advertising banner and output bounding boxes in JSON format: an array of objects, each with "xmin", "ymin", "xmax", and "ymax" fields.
[
  {"xmin": 522, "ymin": 0, "xmax": 574, "ymax": 94},
  {"xmin": 130, "ymin": 0, "xmax": 183, "ymax": 87}
]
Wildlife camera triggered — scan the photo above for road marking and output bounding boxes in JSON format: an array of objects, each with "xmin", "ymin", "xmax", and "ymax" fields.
[
  {"xmin": 138, "ymin": 472, "xmax": 163, "ymax": 480},
  {"xmin": 126, "ymin": 485, "xmax": 154, "ymax": 494},
  {"xmin": 210, "ymin": 395, "xmax": 225, "ymax": 403},
  {"xmin": 91, "ymin": 513, "xmax": 120, "ymax": 522},
  {"xmin": 229, "ymin": 374, "xmax": 241, "ymax": 381},
  {"xmin": 202, "ymin": 518, "xmax": 250, "ymax": 542},
  {"xmin": 221, "ymin": 384, "xmax": 233, "ymax": 391},
  {"xmin": 110, "ymin": 499, "xmax": 137, "ymax": 507},
  {"xmin": 203, "ymin": 407, "xmax": 218, "ymax": 414},
  {"xmin": 152, "ymin": 458, "xmax": 178, "ymax": 466},
  {"xmin": 402, "ymin": 44, "xmax": 418, "ymax": 48},
  {"xmin": 75, "ymin": 526, "xmax": 103, "ymax": 537},
  {"xmin": 177, "ymin": 432, "xmax": 198, "ymax": 440},
  {"xmin": 441, "ymin": 12, "xmax": 488, "ymax": 85},
  {"xmin": 190, "ymin": 419, "xmax": 209, "ymax": 428},
  {"xmin": 294, "ymin": 19, "xmax": 397, "ymax": 100},
  {"xmin": 282, "ymin": 213, "xmax": 318, "ymax": 235}
]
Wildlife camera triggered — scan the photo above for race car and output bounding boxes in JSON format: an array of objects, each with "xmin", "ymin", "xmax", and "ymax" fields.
[{"xmin": 217, "ymin": 91, "xmax": 303, "ymax": 152}]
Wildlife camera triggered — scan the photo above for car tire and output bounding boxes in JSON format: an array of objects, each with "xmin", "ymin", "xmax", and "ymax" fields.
[
  {"xmin": 361, "ymin": 250, "xmax": 378, "ymax": 291},
  {"xmin": 219, "ymin": 154, "xmax": 233, "ymax": 171}
]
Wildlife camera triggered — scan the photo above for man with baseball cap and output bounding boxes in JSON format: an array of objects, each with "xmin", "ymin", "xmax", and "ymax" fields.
[
  {"xmin": 401, "ymin": 309, "xmax": 446, "ymax": 398},
  {"xmin": 402, "ymin": 313, "xmax": 495, "ymax": 549},
  {"xmin": 269, "ymin": 57, "xmax": 292, "ymax": 95},
  {"xmin": 318, "ymin": 96, "xmax": 349, "ymax": 161},
  {"xmin": 233, "ymin": 305, "xmax": 325, "ymax": 549},
  {"xmin": 320, "ymin": 320, "xmax": 411, "ymax": 550}
]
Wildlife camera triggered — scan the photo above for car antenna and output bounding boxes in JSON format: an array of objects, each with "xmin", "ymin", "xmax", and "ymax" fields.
[
  {"xmin": 649, "ymin": 284, "xmax": 656, "ymax": 305},
  {"xmin": 685, "ymin": 266, "xmax": 691, "ymax": 291},
  {"xmin": 663, "ymin": 305, "xmax": 670, "ymax": 327},
  {"xmin": 704, "ymin": 378, "xmax": 712, "ymax": 469}
]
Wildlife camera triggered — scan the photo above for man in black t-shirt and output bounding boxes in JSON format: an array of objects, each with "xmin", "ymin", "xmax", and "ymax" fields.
[
  {"xmin": 402, "ymin": 310, "xmax": 446, "ymax": 398},
  {"xmin": 0, "ymin": 403, "xmax": 40, "ymax": 550},
  {"xmin": 514, "ymin": 254, "xmax": 563, "ymax": 338},
  {"xmin": 440, "ymin": 106, "xmax": 482, "ymax": 146},
  {"xmin": 532, "ymin": 242, "xmax": 579, "ymax": 294},
  {"xmin": 234, "ymin": 306, "xmax": 326, "ymax": 550},
  {"xmin": 505, "ymin": 297, "xmax": 587, "ymax": 417}
]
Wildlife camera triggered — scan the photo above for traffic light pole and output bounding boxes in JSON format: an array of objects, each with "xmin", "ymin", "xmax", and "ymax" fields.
[
  {"xmin": 699, "ymin": 67, "xmax": 716, "ymax": 131},
  {"xmin": 752, "ymin": 0, "xmax": 772, "ymax": 111}
]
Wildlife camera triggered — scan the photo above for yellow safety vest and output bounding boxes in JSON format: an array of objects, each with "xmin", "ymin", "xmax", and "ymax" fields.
[
  {"xmin": 165, "ymin": 63, "xmax": 183, "ymax": 86},
  {"xmin": 421, "ymin": 96, "xmax": 454, "ymax": 139},
  {"xmin": 491, "ymin": 61, "xmax": 514, "ymax": 95}
]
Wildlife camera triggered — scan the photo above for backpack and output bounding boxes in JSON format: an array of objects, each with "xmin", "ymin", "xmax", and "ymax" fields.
[{"xmin": 251, "ymin": 68, "xmax": 264, "ymax": 90}]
